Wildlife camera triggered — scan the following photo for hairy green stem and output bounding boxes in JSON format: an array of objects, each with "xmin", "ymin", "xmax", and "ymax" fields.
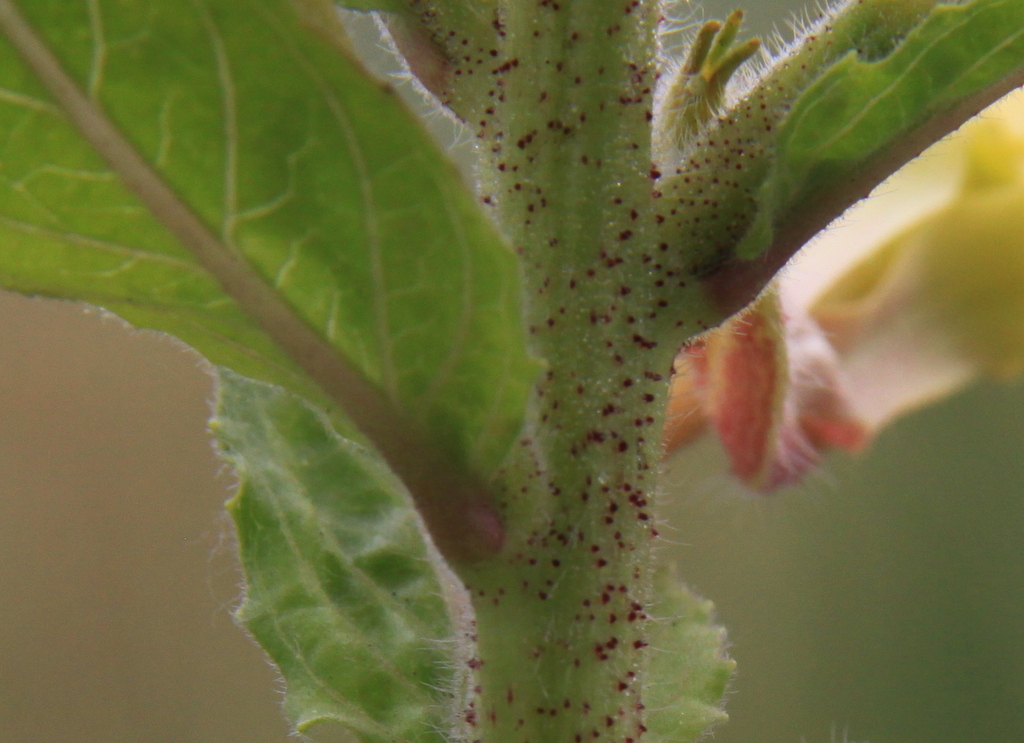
[{"xmin": 449, "ymin": 1, "xmax": 685, "ymax": 741}]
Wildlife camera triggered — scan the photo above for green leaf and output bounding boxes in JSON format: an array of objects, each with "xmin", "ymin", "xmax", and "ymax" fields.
[
  {"xmin": 0, "ymin": 0, "xmax": 537, "ymax": 474},
  {"xmin": 740, "ymin": 0, "xmax": 1024, "ymax": 258},
  {"xmin": 217, "ymin": 369, "xmax": 457, "ymax": 743},
  {"xmin": 0, "ymin": 0, "xmax": 537, "ymax": 734},
  {"xmin": 645, "ymin": 571, "xmax": 734, "ymax": 741}
]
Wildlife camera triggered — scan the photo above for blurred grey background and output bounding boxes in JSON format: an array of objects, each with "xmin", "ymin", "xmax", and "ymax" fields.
[{"xmin": 2, "ymin": 1, "xmax": 1024, "ymax": 742}]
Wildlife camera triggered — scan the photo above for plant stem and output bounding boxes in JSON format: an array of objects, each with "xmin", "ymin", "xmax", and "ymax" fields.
[{"xmin": 452, "ymin": 1, "xmax": 683, "ymax": 741}]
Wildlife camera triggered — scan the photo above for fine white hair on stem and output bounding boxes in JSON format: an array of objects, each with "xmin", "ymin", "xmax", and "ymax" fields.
[
  {"xmin": 653, "ymin": 0, "xmax": 853, "ymax": 172},
  {"xmin": 657, "ymin": 0, "xmax": 705, "ymax": 61},
  {"xmin": 726, "ymin": 0, "xmax": 853, "ymax": 102},
  {"xmin": 652, "ymin": 0, "xmax": 701, "ymax": 159}
]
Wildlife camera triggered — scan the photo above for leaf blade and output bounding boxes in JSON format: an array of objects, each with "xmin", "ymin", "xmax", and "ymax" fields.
[
  {"xmin": 218, "ymin": 370, "xmax": 457, "ymax": 743},
  {"xmin": 0, "ymin": 0, "xmax": 538, "ymax": 473},
  {"xmin": 741, "ymin": 0, "xmax": 1024, "ymax": 259}
]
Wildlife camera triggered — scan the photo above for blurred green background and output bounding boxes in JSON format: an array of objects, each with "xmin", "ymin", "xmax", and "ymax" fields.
[{"xmin": 2, "ymin": 1, "xmax": 1023, "ymax": 742}]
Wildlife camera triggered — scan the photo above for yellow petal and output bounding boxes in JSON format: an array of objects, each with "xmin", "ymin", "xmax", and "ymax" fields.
[
  {"xmin": 808, "ymin": 101, "xmax": 1024, "ymax": 428},
  {"xmin": 919, "ymin": 187, "xmax": 1024, "ymax": 378}
]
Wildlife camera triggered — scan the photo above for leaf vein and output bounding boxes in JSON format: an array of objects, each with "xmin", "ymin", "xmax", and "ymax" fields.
[
  {"xmin": 195, "ymin": 0, "xmax": 239, "ymax": 247},
  {"xmin": 0, "ymin": 211, "xmax": 205, "ymax": 270},
  {"xmin": 0, "ymin": 85, "xmax": 59, "ymax": 114}
]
